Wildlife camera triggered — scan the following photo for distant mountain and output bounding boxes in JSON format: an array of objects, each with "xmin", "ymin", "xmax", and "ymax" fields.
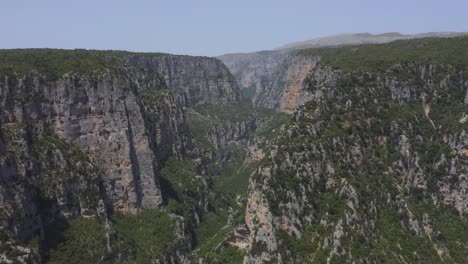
[{"xmin": 275, "ymin": 32, "xmax": 468, "ymax": 50}]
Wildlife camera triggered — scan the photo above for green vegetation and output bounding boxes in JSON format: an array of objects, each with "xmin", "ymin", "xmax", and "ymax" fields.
[
  {"xmin": 275, "ymin": 201, "xmax": 467, "ymax": 263},
  {"xmin": 0, "ymin": 228, "xmax": 40, "ymax": 262},
  {"xmin": 242, "ymin": 84, "xmax": 257, "ymax": 99},
  {"xmin": 46, "ymin": 218, "xmax": 108, "ymax": 264},
  {"xmin": 195, "ymin": 158, "xmax": 253, "ymax": 260},
  {"xmin": 186, "ymin": 112, "xmax": 216, "ymax": 149},
  {"xmin": 194, "ymin": 157, "xmax": 256, "ymax": 255},
  {"xmin": 195, "ymin": 212, "xmax": 232, "ymax": 252},
  {"xmin": 38, "ymin": 184, "xmax": 243, "ymax": 263},
  {"xmin": 45, "ymin": 210, "xmax": 178, "ymax": 263},
  {"xmin": 192, "ymin": 99, "xmax": 255, "ymax": 123},
  {"xmin": 0, "ymin": 49, "xmax": 170, "ymax": 80},
  {"xmin": 250, "ymin": 241, "xmax": 268, "ymax": 256},
  {"xmin": 188, "ymin": 100, "xmax": 254, "ymax": 149},
  {"xmin": 0, "ymin": 126, "xmax": 100, "ymax": 206},
  {"xmin": 372, "ymin": 207, "xmax": 439, "ymax": 263},
  {"xmin": 301, "ymin": 36, "xmax": 468, "ymax": 73},
  {"xmin": 430, "ymin": 98, "xmax": 468, "ymax": 130},
  {"xmin": 112, "ymin": 210, "xmax": 177, "ymax": 262},
  {"xmin": 202, "ymin": 245, "xmax": 244, "ymax": 264},
  {"xmin": 30, "ymin": 132, "xmax": 100, "ymax": 205},
  {"xmin": 254, "ymin": 111, "xmax": 290, "ymax": 141},
  {"xmin": 188, "ymin": 100, "xmax": 289, "ymax": 149},
  {"xmin": 257, "ymin": 48, "xmax": 468, "ymax": 262},
  {"xmin": 276, "ymin": 228, "xmax": 324, "ymax": 263},
  {"xmin": 160, "ymin": 157, "xmax": 204, "ymax": 219},
  {"xmin": 5, "ymin": 36, "xmax": 467, "ymax": 263},
  {"xmin": 0, "ymin": 49, "xmax": 118, "ymax": 79},
  {"xmin": 140, "ymin": 87, "xmax": 172, "ymax": 108},
  {"xmin": 211, "ymin": 159, "xmax": 257, "ymax": 200},
  {"xmin": 184, "ymin": 98, "xmax": 292, "ymax": 262},
  {"xmin": 158, "ymin": 155, "xmax": 249, "ymax": 262},
  {"xmin": 183, "ymin": 98, "xmax": 278, "ymax": 262},
  {"xmin": 409, "ymin": 204, "xmax": 468, "ymax": 261},
  {"xmin": 161, "ymin": 157, "xmax": 199, "ymax": 191}
]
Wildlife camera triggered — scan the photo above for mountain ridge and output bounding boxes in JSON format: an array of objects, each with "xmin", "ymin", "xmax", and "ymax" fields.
[
  {"xmin": 1, "ymin": 36, "xmax": 467, "ymax": 264},
  {"xmin": 274, "ymin": 31, "xmax": 468, "ymax": 51}
]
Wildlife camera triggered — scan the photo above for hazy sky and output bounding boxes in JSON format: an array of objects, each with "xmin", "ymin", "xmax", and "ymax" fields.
[{"xmin": 1, "ymin": 0, "xmax": 467, "ymax": 56}]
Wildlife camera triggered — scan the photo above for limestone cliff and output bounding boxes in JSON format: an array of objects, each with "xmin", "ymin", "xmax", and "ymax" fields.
[
  {"xmin": 0, "ymin": 49, "xmax": 242, "ymax": 263},
  {"xmin": 2, "ymin": 37, "xmax": 468, "ymax": 264},
  {"xmin": 218, "ymin": 51, "xmax": 317, "ymax": 112},
  {"xmin": 125, "ymin": 54, "xmax": 240, "ymax": 105},
  {"xmin": 243, "ymin": 56, "xmax": 468, "ymax": 263}
]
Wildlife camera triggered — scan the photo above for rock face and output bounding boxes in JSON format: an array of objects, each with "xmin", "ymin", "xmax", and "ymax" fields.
[
  {"xmin": 0, "ymin": 50, "xmax": 242, "ymax": 263},
  {"xmin": 279, "ymin": 56, "xmax": 318, "ymax": 113},
  {"xmin": 125, "ymin": 54, "xmax": 240, "ymax": 105},
  {"xmin": 0, "ymin": 69, "xmax": 186, "ymax": 214},
  {"xmin": 2, "ymin": 36, "xmax": 468, "ymax": 264},
  {"xmin": 243, "ymin": 61, "xmax": 468, "ymax": 263},
  {"xmin": 220, "ymin": 33, "xmax": 468, "ymax": 113},
  {"xmin": 219, "ymin": 51, "xmax": 318, "ymax": 111}
]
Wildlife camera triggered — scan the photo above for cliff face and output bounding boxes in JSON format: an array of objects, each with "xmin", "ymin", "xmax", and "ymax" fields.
[
  {"xmin": 2, "ymin": 37, "xmax": 468, "ymax": 264},
  {"xmin": 125, "ymin": 54, "xmax": 240, "ymax": 105},
  {"xmin": 218, "ymin": 51, "xmax": 317, "ymax": 112},
  {"xmin": 243, "ymin": 61, "xmax": 468, "ymax": 263},
  {"xmin": 0, "ymin": 123, "xmax": 104, "ymax": 263},
  {"xmin": 223, "ymin": 37, "xmax": 468, "ymax": 264},
  {"xmin": 0, "ymin": 50, "xmax": 243, "ymax": 263},
  {"xmin": 0, "ymin": 69, "xmax": 187, "ymax": 213}
]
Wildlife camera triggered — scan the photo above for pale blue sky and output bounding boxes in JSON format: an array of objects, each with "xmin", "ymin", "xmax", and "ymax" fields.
[{"xmin": 1, "ymin": 0, "xmax": 467, "ymax": 56}]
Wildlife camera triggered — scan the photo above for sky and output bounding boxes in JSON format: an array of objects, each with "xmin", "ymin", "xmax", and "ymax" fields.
[{"xmin": 1, "ymin": 0, "xmax": 467, "ymax": 56}]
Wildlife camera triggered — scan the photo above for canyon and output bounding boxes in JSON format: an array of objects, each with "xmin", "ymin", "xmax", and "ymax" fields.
[{"xmin": 1, "ymin": 35, "xmax": 467, "ymax": 263}]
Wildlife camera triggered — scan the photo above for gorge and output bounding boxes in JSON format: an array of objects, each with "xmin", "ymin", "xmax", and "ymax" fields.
[{"xmin": 1, "ymin": 35, "xmax": 467, "ymax": 263}]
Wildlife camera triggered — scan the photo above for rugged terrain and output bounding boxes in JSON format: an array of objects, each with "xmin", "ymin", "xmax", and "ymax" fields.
[
  {"xmin": 219, "ymin": 32, "xmax": 468, "ymax": 112},
  {"xmin": 219, "ymin": 51, "xmax": 318, "ymax": 111},
  {"xmin": 274, "ymin": 32, "xmax": 468, "ymax": 51},
  {"xmin": 1, "ymin": 36, "xmax": 468, "ymax": 264},
  {"xmin": 0, "ymin": 49, "xmax": 251, "ymax": 263},
  {"xmin": 221, "ymin": 37, "xmax": 468, "ymax": 263}
]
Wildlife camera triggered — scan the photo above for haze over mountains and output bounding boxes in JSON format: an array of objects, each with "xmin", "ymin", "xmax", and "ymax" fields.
[{"xmin": 274, "ymin": 32, "xmax": 468, "ymax": 51}]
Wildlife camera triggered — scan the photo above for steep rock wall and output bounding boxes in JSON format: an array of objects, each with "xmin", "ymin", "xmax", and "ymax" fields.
[
  {"xmin": 0, "ymin": 50, "xmax": 243, "ymax": 263},
  {"xmin": 219, "ymin": 51, "xmax": 318, "ymax": 112},
  {"xmin": 126, "ymin": 54, "xmax": 240, "ymax": 105},
  {"xmin": 243, "ymin": 63, "xmax": 468, "ymax": 263},
  {"xmin": 0, "ymin": 70, "xmax": 185, "ymax": 214}
]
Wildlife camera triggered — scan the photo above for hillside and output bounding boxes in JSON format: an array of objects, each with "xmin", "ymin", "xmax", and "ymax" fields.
[
  {"xmin": 219, "ymin": 35, "xmax": 468, "ymax": 112},
  {"xmin": 0, "ymin": 49, "xmax": 254, "ymax": 263},
  {"xmin": 275, "ymin": 32, "xmax": 468, "ymax": 51},
  {"xmin": 1, "ymin": 37, "xmax": 467, "ymax": 264},
  {"xmin": 241, "ymin": 36, "xmax": 468, "ymax": 263}
]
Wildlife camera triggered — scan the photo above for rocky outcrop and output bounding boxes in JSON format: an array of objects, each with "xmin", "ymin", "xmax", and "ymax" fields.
[
  {"xmin": 0, "ymin": 122, "xmax": 104, "ymax": 262},
  {"xmin": 219, "ymin": 51, "xmax": 318, "ymax": 112},
  {"xmin": 0, "ymin": 50, "xmax": 243, "ymax": 263},
  {"xmin": 243, "ymin": 62, "xmax": 468, "ymax": 263},
  {"xmin": 0, "ymin": 70, "xmax": 180, "ymax": 214},
  {"xmin": 2, "ymin": 36, "xmax": 468, "ymax": 263},
  {"xmin": 279, "ymin": 56, "xmax": 318, "ymax": 112},
  {"xmin": 125, "ymin": 54, "xmax": 240, "ymax": 106}
]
